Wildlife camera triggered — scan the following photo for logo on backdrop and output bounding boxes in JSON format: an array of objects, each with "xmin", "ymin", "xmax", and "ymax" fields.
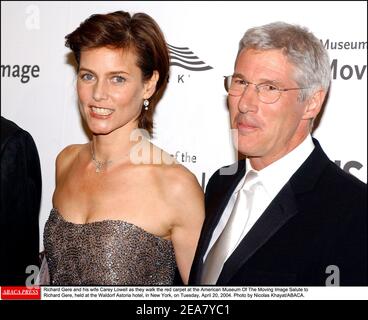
[
  {"xmin": 1, "ymin": 64, "xmax": 40, "ymax": 83},
  {"xmin": 334, "ymin": 160, "xmax": 363, "ymax": 174},
  {"xmin": 168, "ymin": 44, "xmax": 213, "ymax": 71},
  {"xmin": 320, "ymin": 39, "xmax": 367, "ymax": 80}
]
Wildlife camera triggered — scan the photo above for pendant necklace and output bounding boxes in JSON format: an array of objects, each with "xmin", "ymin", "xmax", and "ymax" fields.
[{"xmin": 90, "ymin": 141, "xmax": 129, "ymax": 173}]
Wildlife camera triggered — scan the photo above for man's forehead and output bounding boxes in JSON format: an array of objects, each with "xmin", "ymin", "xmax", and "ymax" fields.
[{"xmin": 234, "ymin": 48, "xmax": 293, "ymax": 80}]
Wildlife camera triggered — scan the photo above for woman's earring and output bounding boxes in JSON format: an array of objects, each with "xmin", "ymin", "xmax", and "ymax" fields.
[{"xmin": 143, "ymin": 99, "xmax": 149, "ymax": 111}]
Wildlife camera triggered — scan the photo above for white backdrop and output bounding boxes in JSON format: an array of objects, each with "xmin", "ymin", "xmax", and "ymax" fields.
[{"xmin": 1, "ymin": 1, "xmax": 367, "ymax": 251}]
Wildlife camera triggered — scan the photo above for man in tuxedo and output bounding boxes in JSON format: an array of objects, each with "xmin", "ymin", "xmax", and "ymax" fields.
[
  {"xmin": 1, "ymin": 116, "xmax": 42, "ymax": 285},
  {"xmin": 189, "ymin": 22, "xmax": 367, "ymax": 286}
]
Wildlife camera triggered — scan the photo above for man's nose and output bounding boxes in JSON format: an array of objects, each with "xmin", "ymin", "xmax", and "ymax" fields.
[{"xmin": 238, "ymin": 83, "xmax": 259, "ymax": 113}]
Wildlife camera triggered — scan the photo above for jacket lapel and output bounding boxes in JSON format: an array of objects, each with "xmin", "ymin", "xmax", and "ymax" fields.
[
  {"xmin": 216, "ymin": 182, "xmax": 298, "ymax": 284},
  {"xmin": 216, "ymin": 138, "xmax": 330, "ymax": 284},
  {"xmin": 189, "ymin": 161, "xmax": 245, "ymax": 283}
]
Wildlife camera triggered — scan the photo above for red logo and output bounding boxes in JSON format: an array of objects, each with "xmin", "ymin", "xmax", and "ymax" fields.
[{"xmin": 1, "ymin": 286, "xmax": 41, "ymax": 300}]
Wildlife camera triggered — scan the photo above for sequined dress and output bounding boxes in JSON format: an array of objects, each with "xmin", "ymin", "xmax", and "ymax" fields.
[{"xmin": 43, "ymin": 208, "xmax": 176, "ymax": 285}]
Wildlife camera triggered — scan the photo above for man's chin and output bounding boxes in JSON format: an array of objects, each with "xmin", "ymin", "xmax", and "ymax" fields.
[{"xmin": 235, "ymin": 140, "xmax": 258, "ymax": 157}]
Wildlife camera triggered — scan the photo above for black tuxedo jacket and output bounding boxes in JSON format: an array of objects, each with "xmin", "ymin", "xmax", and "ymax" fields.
[
  {"xmin": 189, "ymin": 139, "xmax": 367, "ymax": 286},
  {"xmin": 0, "ymin": 117, "xmax": 42, "ymax": 285}
]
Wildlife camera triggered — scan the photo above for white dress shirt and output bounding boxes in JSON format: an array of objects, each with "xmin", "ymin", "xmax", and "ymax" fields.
[{"xmin": 203, "ymin": 135, "xmax": 315, "ymax": 262}]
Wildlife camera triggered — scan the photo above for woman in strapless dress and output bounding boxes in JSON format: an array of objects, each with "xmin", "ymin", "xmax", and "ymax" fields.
[{"xmin": 41, "ymin": 10, "xmax": 204, "ymax": 285}]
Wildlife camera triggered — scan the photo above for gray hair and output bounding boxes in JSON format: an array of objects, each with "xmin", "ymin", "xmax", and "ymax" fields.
[{"xmin": 237, "ymin": 22, "xmax": 331, "ymax": 101}]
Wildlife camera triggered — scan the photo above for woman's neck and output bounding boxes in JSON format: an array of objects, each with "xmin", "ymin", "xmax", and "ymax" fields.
[{"xmin": 91, "ymin": 123, "xmax": 141, "ymax": 163}]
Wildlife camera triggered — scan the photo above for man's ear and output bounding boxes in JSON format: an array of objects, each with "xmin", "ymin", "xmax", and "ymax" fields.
[
  {"xmin": 302, "ymin": 89, "xmax": 326, "ymax": 120},
  {"xmin": 143, "ymin": 70, "xmax": 159, "ymax": 99}
]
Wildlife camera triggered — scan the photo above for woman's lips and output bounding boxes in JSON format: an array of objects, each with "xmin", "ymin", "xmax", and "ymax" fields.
[{"xmin": 89, "ymin": 106, "xmax": 114, "ymax": 119}]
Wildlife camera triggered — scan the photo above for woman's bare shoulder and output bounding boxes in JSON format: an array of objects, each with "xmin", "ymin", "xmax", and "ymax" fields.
[
  {"xmin": 56, "ymin": 143, "xmax": 85, "ymax": 163},
  {"xmin": 154, "ymin": 159, "xmax": 204, "ymax": 205},
  {"xmin": 55, "ymin": 143, "xmax": 86, "ymax": 177},
  {"xmin": 155, "ymin": 155, "xmax": 205, "ymax": 234}
]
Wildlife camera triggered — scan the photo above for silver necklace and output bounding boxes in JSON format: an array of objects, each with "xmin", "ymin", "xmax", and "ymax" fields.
[{"xmin": 90, "ymin": 142, "xmax": 113, "ymax": 173}]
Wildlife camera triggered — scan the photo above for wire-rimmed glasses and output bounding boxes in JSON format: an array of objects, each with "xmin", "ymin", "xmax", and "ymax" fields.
[{"xmin": 224, "ymin": 75, "xmax": 307, "ymax": 104}]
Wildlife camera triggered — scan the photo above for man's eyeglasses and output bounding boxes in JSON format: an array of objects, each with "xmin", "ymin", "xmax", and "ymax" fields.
[{"xmin": 224, "ymin": 75, "xmax": 307, "ymax": 104}]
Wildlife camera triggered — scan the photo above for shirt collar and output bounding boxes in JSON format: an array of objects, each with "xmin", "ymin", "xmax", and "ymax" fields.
[{"xmin": 238, "ymin": 135, "xmax": 315, "ymax": 197}]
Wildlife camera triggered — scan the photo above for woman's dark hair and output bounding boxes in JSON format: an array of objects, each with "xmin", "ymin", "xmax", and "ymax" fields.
[{"xmin": 65, "ymin": 11, "xmax": 169, "ymax": 136}]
